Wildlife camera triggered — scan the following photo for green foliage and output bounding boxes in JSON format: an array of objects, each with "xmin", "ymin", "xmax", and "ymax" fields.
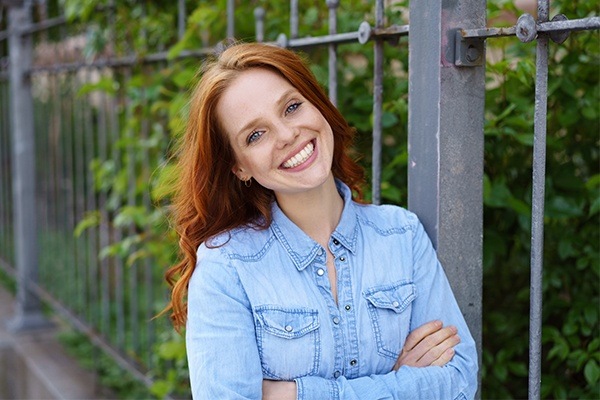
[
  {"xmin": 53, "ymin": 0, "xmax": 598, "ymax": 399},
  {"xmin": 482, "ymin": 1, "xmax": 599, "ymax": 398}
]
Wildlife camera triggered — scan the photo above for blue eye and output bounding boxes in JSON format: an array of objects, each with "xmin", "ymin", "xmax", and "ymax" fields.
[
  {"xmin": 285, "ymin": 102, "xmax": 302, "ymax": 115},
  {"xmin": 247, "ymin": 130, "xmax": 263, "ymax": 144}
]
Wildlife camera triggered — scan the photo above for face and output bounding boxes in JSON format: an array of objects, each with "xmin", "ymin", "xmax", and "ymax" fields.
[{"xmin": 216, "ymin": 68, "xmax": 335, "ymax": 198}]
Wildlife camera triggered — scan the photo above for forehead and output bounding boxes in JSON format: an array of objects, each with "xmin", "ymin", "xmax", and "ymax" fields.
[
  {"xmin": 221, "ymin": 68, "xmax": 295, "ymax": 109},
  {"xmin": 216, "ymin": 68, "xmax": 298, "ymax": 135}
]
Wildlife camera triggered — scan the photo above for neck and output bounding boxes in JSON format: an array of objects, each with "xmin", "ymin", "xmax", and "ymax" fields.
[{"xmin": 275, "ymin": 174, "xmax": 344, "ymax": 246}]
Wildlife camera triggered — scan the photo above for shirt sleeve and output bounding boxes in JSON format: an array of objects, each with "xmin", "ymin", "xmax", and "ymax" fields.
[
  {"xmin": 186, "ymin": 244, "xmax": 264, "ymax": 400},
  {"xmin": 295, "ymin": 213, "xmax": 478, "ymax": 400}
]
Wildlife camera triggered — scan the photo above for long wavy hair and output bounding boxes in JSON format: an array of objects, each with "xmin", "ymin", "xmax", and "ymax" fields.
[{"xmin": 165, "ymin": 42, "xmax": 365, "ymax": 330}]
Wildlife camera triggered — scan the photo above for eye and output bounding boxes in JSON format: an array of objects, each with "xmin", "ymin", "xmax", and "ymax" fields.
[
  {"xmin": 285, "ymin": 102, "xmax": 302, "ymax": 116},
  {"xmin": 246, "ymin": 130, "xmax": 263, "ymax": 145}
]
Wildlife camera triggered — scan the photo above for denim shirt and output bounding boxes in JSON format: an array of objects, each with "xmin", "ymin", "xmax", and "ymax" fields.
[{"xmin": 186, "ymin": 180, "xmax": 478, "ymax": 399}]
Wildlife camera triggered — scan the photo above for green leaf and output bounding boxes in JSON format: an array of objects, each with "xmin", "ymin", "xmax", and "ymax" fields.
[
  {"xmin": 381, "ymin": 112, "xmax": 399, "ymax": 128},
  {"xmin": 584, "ymin": 359, "xmax": 600, "ymax": 385},
  {"xmin": 150, "ymin": 380, "xmax": 173, "ymax": 399},
  {"xmin": 77, "ymin": 77, "xmax": 119, "ymax": 96},
  {"xmin": 157, "ymin": 340, "xmax": 187, "ymax": 360},
  {"xmin": 508, "ymin": 362, "xmax": 528, "ymax": 377},
  {"xmin": 74, "ymin": 212, "xmax": 100, "ymax": 237}
]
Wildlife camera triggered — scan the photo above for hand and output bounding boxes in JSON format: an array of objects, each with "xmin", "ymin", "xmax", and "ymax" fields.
[
  {"xmin": 393, "ymin": 320, "xmax": 460, "ymax": 370},
  {"xmin": 262, "ymin": 380, "xmax": 296, "ymax": 400}
]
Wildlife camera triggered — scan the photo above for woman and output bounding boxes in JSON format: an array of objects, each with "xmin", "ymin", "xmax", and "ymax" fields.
[{"xmin": 166, "ymin": 42, "xmax": 478, "ymax": 399}]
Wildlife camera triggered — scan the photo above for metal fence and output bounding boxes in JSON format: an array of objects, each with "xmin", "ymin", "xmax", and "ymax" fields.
[{"xmin": 0, "ymin": 0, "xmax": 598, "ymax": 398}]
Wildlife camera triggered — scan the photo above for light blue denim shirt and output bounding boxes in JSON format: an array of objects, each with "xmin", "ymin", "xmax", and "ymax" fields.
[{"xmin": 186, "ymin": 180, "xmax": 478, "ymax": 399}]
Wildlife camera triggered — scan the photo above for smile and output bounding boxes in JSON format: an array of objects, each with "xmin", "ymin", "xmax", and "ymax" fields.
[{"xmin": 281, "ymin": 141, "xmax": 315, "ymax": 169}]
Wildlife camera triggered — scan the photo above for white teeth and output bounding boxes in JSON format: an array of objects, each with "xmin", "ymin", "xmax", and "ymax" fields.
[{"xmin": 282, "ymin": 141, "xmax": 314, "ymax": 169}]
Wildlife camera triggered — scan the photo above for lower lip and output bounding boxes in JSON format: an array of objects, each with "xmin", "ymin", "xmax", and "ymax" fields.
[{"xmin": 280, "ymin": 140, "xmax": 318, "ymax": 172}]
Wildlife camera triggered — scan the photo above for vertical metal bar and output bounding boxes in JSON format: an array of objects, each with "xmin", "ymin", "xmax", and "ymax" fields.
[
  {"xmin": 408, "ymin": 0, "xmax": 485, "ymax": 391},
  {"xmin": 177, "ymin": 0, "xmax": 186, "ymax": 40},
  {"xmin": 0, "ymin": 78, "xmax": 10, "ymax": 263},
  {"xmin": 6, "ymin": 1, "xmax": 49, "ymax": 331},
  {"xmin": 327, "ymin": 0, "xmax": 339, "ymax": 106},
  {"xmin": 140, "ymin": 82, "xmax": 155, "ymax": 367},
  {"xmin": 254, "ymin": 7, "xmax": 265, "ymax": 43},
  {"xmin": 290, "ymin": 0, "xmax": 299, "ymax": 39},
  {"xmin": 63, "ymin": 71, "xmax": 78, "ymax": 312},
  {"xmin": 122, "ymin": 67, "xmax": 140, "ymax": 356},
  {"xmin": 73, "ymin": 72, "xmax": 84, "ymax": 310},
  {"xmin": 227, "ymin": 0, "xmax": 235, "ymax": 39},
  {"xmin": 529, "ymin": 2, "xmax": 549, "ymax": 398},
  {"xmin": 371, "ymin": 0, "xmax": 384, "ymax": 205},
  {"xmin": 36, "ymin": 72, "xmax": 50, "ymax": 288}
]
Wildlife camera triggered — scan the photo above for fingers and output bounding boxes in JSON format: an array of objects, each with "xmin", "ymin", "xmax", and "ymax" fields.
[
  {"xmin": 416, "ymin": 327, "xmax": 461, "ymax": 366},
  {"xmin": 394, "ymin": 321, "xmax": 460, "ymax": 370},
  {"xmin": 402, "ymin": 320, "xmax": 444, "ymax": 352},
  {"xmin": 430, "ymin": 347, "xmax": 456, "ymax": 367}
]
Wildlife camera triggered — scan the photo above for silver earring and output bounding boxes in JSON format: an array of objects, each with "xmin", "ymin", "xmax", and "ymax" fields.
[{"xmin": 244, "ymin": 178, "xmax": 252, "ymax": 187}]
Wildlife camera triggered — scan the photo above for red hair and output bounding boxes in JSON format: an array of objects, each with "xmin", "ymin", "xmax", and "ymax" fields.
[{"xmin": 165, "ymin": 43, "xmax": 365, "ymax": 330}]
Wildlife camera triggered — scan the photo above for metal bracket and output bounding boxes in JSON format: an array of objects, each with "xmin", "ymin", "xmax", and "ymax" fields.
[{"xmin": 454, "ymin": 32, "xmax": 485, "ymax": 67}]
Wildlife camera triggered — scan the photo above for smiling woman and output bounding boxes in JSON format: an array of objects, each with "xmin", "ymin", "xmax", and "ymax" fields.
[
  {"xmin": 217, "ymin": 68, "xmax": 335, "ymax": 198},
  {"xmin": 164, "ymin": 42, "xmax": 478, "ymax": 400}
]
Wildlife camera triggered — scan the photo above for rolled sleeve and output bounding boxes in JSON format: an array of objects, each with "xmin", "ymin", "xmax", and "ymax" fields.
[{"xmin": 296, "ymin": 375, "xmax": 340, "ymax": 400}]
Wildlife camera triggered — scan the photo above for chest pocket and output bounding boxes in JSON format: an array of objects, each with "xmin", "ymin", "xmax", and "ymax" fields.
[
  {"xmin": 363, "ymin": 280, "xmax": 416, "ymax": 360},
  {"xmin": 254, "ymin": 306, "xmax": 320, "ymax": 380}
]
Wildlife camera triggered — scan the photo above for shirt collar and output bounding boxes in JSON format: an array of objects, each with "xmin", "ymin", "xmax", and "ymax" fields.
[{"xmin": 270, "ymin": 179, "xmax": 358, "ymax": 271}]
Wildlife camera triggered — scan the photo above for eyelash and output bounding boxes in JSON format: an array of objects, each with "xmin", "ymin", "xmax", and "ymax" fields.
[
  {"xmin": 247, "ymin": 130, "xmax": 263, "ymax": 144},
  {"xmin": 285, "ymin": 102, "xmax": 302, "ymax": 115},
  {"xmin": 246, "ymin": 102, "xmax": 303, "ymax": 145}
]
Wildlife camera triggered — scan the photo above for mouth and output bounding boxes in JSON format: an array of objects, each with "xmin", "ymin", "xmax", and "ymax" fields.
[{"xmin": 281, "ymin": 140, "xmax": 315, "ymax": 169}]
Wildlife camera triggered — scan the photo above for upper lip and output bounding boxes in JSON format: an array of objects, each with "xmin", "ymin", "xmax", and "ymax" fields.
[{"xmin": 280, "ymin": 139, "xmax": 314, "ymax": 167}]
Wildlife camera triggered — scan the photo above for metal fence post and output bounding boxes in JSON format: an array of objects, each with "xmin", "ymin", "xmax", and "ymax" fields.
[
  {"xmin": 408, "ymin": 0, "xmax": 485, "ymax": 391},
  {"xmin": 6, "ymin": 0, "xmax": 49, "ymax": 331}
]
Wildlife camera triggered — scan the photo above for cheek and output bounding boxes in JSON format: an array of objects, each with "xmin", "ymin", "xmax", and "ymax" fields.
[{"xmin": 236, "ymin": 149, "xmax": 271, "ymax": 174}]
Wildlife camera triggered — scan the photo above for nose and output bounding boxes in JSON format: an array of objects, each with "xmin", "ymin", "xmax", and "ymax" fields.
[{"xmin": 275, "ymin": 122, "xmax": 298, "ymax": 149}]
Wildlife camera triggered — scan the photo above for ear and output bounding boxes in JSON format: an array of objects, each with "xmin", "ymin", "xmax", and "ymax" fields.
[{"xmin": 231, "ymin": 165, "xmax": 245, "ymax": 180}]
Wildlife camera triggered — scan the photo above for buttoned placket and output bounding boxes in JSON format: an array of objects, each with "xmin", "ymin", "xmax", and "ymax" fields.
[
  {"xmin": 329, "ymin": 236, "xmax": 360, "ymax": 379},
  {"xmin": 312, "ymin": 245, "xmax": 346, "ymax": 380}
]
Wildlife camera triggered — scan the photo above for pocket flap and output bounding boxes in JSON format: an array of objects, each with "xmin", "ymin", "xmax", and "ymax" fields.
[
  {"xmin": 364, "ymin": 281, "xmax": 416, "ymax": 313},
  {"xmin": 255, "ymin": 307, "xmax": 319, "ymax": 339}
]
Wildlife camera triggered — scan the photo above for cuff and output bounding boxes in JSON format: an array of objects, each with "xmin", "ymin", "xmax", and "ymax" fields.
[{"xmin": 295, "ymin": 376, "xmax": 339, "ymax": 400}]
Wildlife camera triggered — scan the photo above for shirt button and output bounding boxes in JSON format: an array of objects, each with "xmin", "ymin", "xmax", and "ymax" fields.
[
  {"xmin": 332, "ymin": 316, "xmax": 340, "ymax": 325},
  {"xmin": 316, "ymin": 268, "xmax": 325, "ymax": 276},
  {"xmin": 285, "ymin": 325, "xmax": 293, "ymax": 332},
  {"xmin": 344, "ymin": 304, "xmax": 351, "ymax": 311},
  {"xmin": 317, "ymin": 248, "xmax": 323, "ymax": 256},
  {"xmin": 339, "ymin": 256, "xmax": 346, "ymax": 262},
  {"xmin": 333, "ymin": 239, "xmax": 340, "ymax": 245},
  {"xmin": 392, "ymin": 301, "xmax": 400, "ymax": 308},
  {"xmin": 350, "ymin": 359, "xmax": 357, "ymax": 366},
  {"xmin": 333, "ymin": 371, "xmax": 341, "ymax": 378}
]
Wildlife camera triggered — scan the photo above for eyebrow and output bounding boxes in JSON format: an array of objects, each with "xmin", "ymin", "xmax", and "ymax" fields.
[{"xmin": 234, "ymin": 88, "xmax": 299, "ymax": 140}]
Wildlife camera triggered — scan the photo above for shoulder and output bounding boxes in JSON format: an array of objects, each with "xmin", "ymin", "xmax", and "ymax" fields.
[
  {"xmin": 198, "ymin": 224, "xmax": 276, "ymax": 264},
  {"xmin": 190, "ymin": 225, "xmax": 274, "ymax": 296},
  {"xmin": 352, "ymin": 202, "xmax": 420, "ymax": 236}
]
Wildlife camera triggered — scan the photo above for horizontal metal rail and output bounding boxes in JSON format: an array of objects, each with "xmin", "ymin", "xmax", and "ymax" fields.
[
  {"xmin": 25, "ymin": 23, "xmax": 408, "ymax": 74},
  {"xmin": 27, "ymin": 48, "xmax": 213, "ymax": 73},
  {"xmin": 460, "ymin": 14, "xmax": 600, "ymax": 42},
  {"xmin": 276, "ymin": 22, "xmax": 409, "ymax": 48},
  {"xmin": 0, "ymin": 15, "xmax": 67, "ymax": 41},
  {"xmin": 455, "ymin": 13, "xmax": 599, "ymax": 66}
]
